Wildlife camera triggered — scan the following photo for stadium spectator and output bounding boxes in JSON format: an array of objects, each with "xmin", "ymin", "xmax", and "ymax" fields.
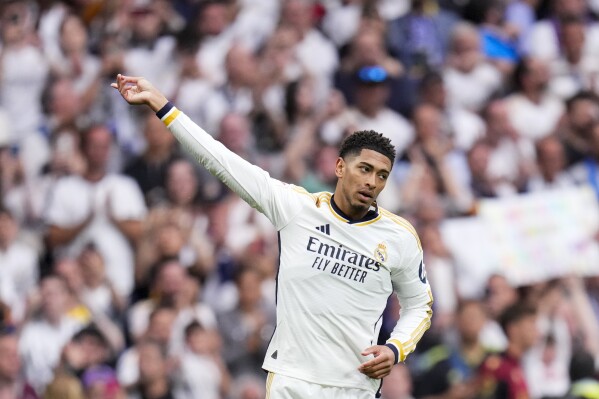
[
  {"xmin": 444, "ymin": 22, "xmax": 503, "ymax": 112},
  {"xmin": 526, "ymin": 0, "xmax": 599, "ymax": 61},
  {"xmin": 528, "ymin": 136, "xmax": 577, "ymax": 191},
  {"xmin": 19, "ymin": 275, "xmax": 88, "ymax": 393},
  {"xmin": 175, "ymin": 321, "xmax": 229, "ymax": 399},
  {"xmin": 124, "ymin": 111, "xmax": 181, "ymax": 206},
  {"xmin": 387, "ymin": 0, "xmax": 458, "ymax": 76},
  {"xmin": 125, "ymin": 339, "xmax": 176, "ymax": 399},
  {"xmin": 44, "ymin": 124, "xmax": 147, "ymax": 298},
  {"xmin": 548, "ymin": 16, "xmax": 599, "ymax": 100},
  {"xmin": 571, "ymin": 121, "xmax": 599, "ymax": 198},
  {"xmin": 560, "ymin": 91, "xmax": 599, "ymax": 166},
  {"xmin": 477, "ymin": 302, "xmax": 539, "ymax": 399},
  {"xmin": 217, "ymin": 267, "xmax": 275, "ymax": 379},
  {"xmin": 0, "ymin": 206, "xmax": 38, "ymax": 324},
  {"xmin": 0, "ymin": 0, "xmax": 49, "ymax": 145},
  {"xmin": 0, "ymin": 327, "xmax": 38, "ymax": 399},
  {"xmin": 505, "ymin": 57, "xmax": 565, "ymax": 142},
  {"xmin": 418, "ymin": 71, "xmax": 485, "ymax": 152}
]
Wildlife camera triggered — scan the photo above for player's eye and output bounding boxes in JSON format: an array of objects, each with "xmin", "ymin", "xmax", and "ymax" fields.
[
  {"xmin": 378, "ymin": 174, "xmax": 388, "ymax": 180},
  {"xmin": 360, "ymin": 166, "xmax": 370, "ymax": 173}
]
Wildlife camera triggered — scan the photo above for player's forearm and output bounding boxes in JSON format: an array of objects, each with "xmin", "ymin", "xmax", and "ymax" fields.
[
  {"xmin": 156, "ymin": 103, "xmax": 271, "ymax": 212},
  {"xmin": 386, "ymin": 289, "xmax": 433, "ymax": 363}
]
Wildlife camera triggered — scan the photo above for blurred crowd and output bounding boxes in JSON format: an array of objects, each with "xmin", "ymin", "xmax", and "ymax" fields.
[{"xmin": 1, "ymin": 0, "xmax": 599, "ymax": 398}]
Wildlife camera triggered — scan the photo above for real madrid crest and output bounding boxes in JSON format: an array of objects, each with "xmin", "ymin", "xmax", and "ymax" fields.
[{"xmin": 374, "ymin": 242, "xmax": 387, "ymax": 263}]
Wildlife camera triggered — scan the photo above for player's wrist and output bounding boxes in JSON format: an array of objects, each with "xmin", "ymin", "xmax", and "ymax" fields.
[
  {"xmin": 148, "ymin": 92, "xmax": 169, "ymax": 113},
  {"xmin": 155, "ymin": 101, "xmax": 174, "ymax": 120},
  {"xmin": 384, "ymin": 343, "xmax": 399, "ymax": 364}
]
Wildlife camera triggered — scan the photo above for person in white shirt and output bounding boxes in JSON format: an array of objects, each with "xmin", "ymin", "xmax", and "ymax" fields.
[
  {"xmin": 44, "ymin": 124, "xmax": 147, "ymax": 298},
  {"xmin": 19, "ymin": 275, "xmax": 87, "ymax": 393},
  {"xmin": 443, "ymin": 22, "xmax": 503, "ymax": 113},
  {"xmin": 348, "ymin": 66, "xmax": 415, "ymax": 157},
  {"xmin": 113, "ymin": 73, "xmax": 433, "ymax": 399},
  {"xmin": 505, "ymin": 57, "xmax": 565, "ymax": 141},
  {"xmin": 0, "ymin": 207, "xmax": 38, "ymax": 324}
]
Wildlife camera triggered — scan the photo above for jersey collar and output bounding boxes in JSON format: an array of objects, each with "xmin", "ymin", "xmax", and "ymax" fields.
[{"xmin": 330, "ymin": 195, "xmax": 380, "ymax": 225}]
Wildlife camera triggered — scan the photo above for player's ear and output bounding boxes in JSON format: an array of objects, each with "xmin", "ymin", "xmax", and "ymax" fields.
[{"xmin": 335, "ymin": 157, "xmax": 345, "ymax": 178}]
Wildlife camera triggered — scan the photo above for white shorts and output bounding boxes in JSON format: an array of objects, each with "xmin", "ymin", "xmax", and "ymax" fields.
[{"xmin": 265, "ymin": 372, "xmax": 375, "ymax": 399}]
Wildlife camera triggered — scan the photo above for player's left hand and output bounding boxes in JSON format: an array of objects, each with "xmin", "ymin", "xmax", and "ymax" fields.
[{"xmin": 358, "ymin": 345, "xmax": 395, "ymax": 379}]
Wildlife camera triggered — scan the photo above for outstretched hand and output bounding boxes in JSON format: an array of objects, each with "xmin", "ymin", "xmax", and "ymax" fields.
[
  {"xmin": 110, "ymin": 74, "xmax": 168, "ymax": 112},
  {"xmin": 358, "ymin": 345, "xmax": 395, "ymax": 379}
]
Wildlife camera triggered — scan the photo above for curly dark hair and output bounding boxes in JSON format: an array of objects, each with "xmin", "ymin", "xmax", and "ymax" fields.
[{"xmin": 338, "ymin": 130, "xmax": 396, "ymax": 165}]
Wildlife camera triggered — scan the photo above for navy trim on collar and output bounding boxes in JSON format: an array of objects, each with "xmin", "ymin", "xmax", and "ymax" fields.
[{"xmin": 330, "ymin": 195, "xmax": 379, "ymax": 224}]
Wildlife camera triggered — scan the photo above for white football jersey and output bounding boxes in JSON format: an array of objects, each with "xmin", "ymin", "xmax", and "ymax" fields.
[{"xmin": 159, "ymin": 104, "xmax": 433, "ymax": 394}]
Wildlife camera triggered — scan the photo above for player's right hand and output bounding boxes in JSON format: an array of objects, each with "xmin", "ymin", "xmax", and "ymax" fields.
[{"xmin": 111, "ymin": 74, "xmax": 168, "ymax": 111}]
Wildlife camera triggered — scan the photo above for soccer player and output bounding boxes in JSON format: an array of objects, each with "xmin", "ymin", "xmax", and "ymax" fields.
[{"xmin": 112, "ymin": 74, "xmax": 433, "ymax": 399}]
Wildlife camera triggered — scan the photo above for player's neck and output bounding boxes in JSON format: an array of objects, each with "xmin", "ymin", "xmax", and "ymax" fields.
[{"xmin": 331, "ymin": 193, "xmax": 369, "ymax": 221}]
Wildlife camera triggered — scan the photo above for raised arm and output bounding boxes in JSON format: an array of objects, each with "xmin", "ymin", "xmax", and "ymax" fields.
[{"xmin": 112, "ymin": 74, "xmax": 304, "ymax": 229}]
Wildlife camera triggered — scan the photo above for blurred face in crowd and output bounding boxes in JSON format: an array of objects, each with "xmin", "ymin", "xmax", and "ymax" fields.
[
  {"xmin": 420, "ymin": 77, "xmax": 447, "ymax": 109},
  {"xmin": 40, "ymin": 276, "xmax": 69, "ymax": 322},
  {"xmin": 568, "ymin": 97, "xmax": 599, "ymax": 136},
  {"xmin": 355, "ymin": 83, "xmax": 389, "ymax": 117},
  {"xmin": 521, "ymin": 58, "xmax": 550, "ymax": 93},
  {"xmin": 485, "ymin": 274, "xmax": 518, "ymax": 318},
  {"xmin": 352, "ymin": 29, "xmax": 385, "ymax": 67},
  {"xmin": 316, "ymin": 145, "xmax": 340, "ymax": 185},
  {"xmin": 0, "ymin": 334, "xmax": 20, "ymax": 381},
  {"xmin": 75, "ymin": 333, "xmax": 111, "ymax": 369},
  {"xmin": 80, "ymin": 247, "xmax": 106, "ymax": 288},
  {"xmin": 55, "ymin": 257, "xmax": 84, "ymax": 294},
  {"xmin": 130, "ymin": 4, "xmax": 161, "ymax": 42},
  {"xmin": 156, "ymin": 224, "xmax": 184, "ymax": 258},
  {"xmin": 263, "ymin": 26, "xmax": 299, "ymax": 72},
  {"xmin": 147, "ymin": 307, "xmax": 176, "ymax": 346},
  {"xmin": 138, "ymin": 342, "xmax": 167, "ymax": 383},
  {"xmin": 413, "ymin": 104, "xmax": 442, "ymax": 142},
  {"xmin": 198, "ymin": 2, "xmax": 229, "ymax": 36},
  {"xmin": 457, "ymin": 301, "xmax": 487, "ymax": 344},
  {"xmin": 186, "ymin": 325, "xmax": 214, "ymax": 355},
  {"xmin": 414, "ymin": 193, "xmax": 446, "ymax": 224},
  {"xmin": 0, "ymin": 1, "xmax": 31, "ymax": 44},
  {"xmin": 485, "ymin": 100, "xmax": 517, "ymax": 142},
  {"xmin": 450, "ymin": 25, "xmax": 481, "ymax": 73},
  {"xmin": 237, "ymin": 269, "xmax": 263, "ymax": 310},
  {"xmin": 293, "ymin": 78, "xmax": 316, "ymax": 117},
  {"xmin": 225, "ymin": 45, "xmax": 258, "ymax": 86},
  {"xmin": 508, "ymin": 313, "xmax": 539, "ymax": 351},
  {"xmin": 219, "ymin": 113, "xmax": 251, "ymax": 155},
  {"xmin": 281, "ymin": 0, "xmax": 313, "ymax": 35},
  {"xmin": 49, "ymin": 78, "xmax": 82, "ymax": 123},
  {"xmin": 60, "ymin": 14, "xmax": 88, "ymax": 54},
  {"xmin": 467, "ymin": 142, "xmax": 491, "ymax": 180},
  {"xmin": 536, "ymin": 137, "xmax": 566, "ymax": 181},
  {"xmin": 0, "ymin": 210, "xmax": 17, "ymax": 249},
  {"xmin": 156, "ymin": 261, "xmax": 186, "ymax": 304},
  {"xmin": 335, "ymin": 149, "xmax": 391, "ymax": 218},
  {"xmin": 554, "ymin": 0, "xmax": 587, "ymax": 18},
  {"xmin": 561, "ymin": 20, "xmax": 585, "ymax": 62},
  {"xmin": 144, "ymin": 113, "xmax": 175, "ymax": 154},
  {"xmin": 83, "ymin": 126, "xmax": 113, "ymax": 171},
  {"xmin": 166, "ymin": 159, "xmax": 198, "ymax": 206}
]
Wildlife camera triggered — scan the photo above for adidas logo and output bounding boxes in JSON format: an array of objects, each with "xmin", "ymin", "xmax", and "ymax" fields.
[
  {"xmin": 271, "ymin": 350, "xmax": 278, "ymax": 359},
  {"xmin": 316, "ymin": 224, "xmax": 331, "ymax": 235}
]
